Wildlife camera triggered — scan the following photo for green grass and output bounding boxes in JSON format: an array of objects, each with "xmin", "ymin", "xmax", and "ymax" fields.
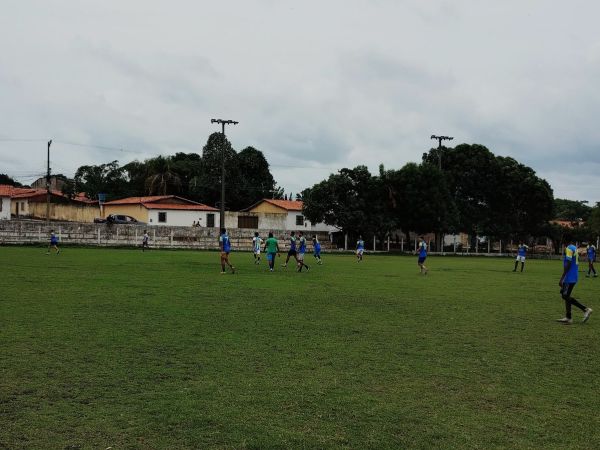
[{"xmin": 1, "ymin": 247, "xmax": 599, "ymax": 449}]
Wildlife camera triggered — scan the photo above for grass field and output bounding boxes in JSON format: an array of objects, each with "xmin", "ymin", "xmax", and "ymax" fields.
[{"xmin": 1, "ymin": 247, "xmax": 599, "ymax": 449}]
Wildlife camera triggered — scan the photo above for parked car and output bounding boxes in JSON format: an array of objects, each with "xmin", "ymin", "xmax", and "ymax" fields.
[{"xmin": 94, "ymin": 214, "xmax": 145, "ymax": 225}]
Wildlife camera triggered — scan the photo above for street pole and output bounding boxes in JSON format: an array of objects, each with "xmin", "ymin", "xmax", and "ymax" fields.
[
  {"xmin": 46, "ymin": 139, "xmax": 52, "ymax": 224},
  {"xmin": 211, "ymin": 119, "xmax": 238, "ymax": 230},
  {"xmin": 430, "ymin": 135, "xmax": 454, "ymax": 252}
]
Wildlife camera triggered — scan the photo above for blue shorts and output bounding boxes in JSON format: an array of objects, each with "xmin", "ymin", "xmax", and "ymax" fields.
[
  {"xmin": 418, "ymin": 256, "xmax": 426, "ymax": 264},
  {"xmin": 267, "ymin": 252, "xmax": 276, "ymax": 261},
  {"xmin": 50, "ymin": 240, "xmax": 58, "ymax": 245}
]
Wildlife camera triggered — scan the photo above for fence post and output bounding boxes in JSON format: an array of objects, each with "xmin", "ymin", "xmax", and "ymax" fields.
[
  {"xmin": 476, "ymin": 235, "xmax": 479, "ymax": 254},
  {"xmin": 401, "ymin": 237, "xmax": 404, "ymax": 252},
  {"xmin": 344, "ymin": 233, "xmax": 348, "ymax": 251},
  {"xmin": 453, "ymin": 235, "xmax": 457, "ymax": 253},
  {"xmin": 373, "ymin": 235, "xmax": 376, "ymax": 251},
  {"xmin": 488, "ymin": 240, "xmax": 491, "ymax": 254},
  {"xmin": 387, "ymin": 235, "xmax": 390, "ymax": 252},
  {"xmin": 170, "ymin": 229, "xmax": 174, "ymax": 247},
  {"xmin": 97, "ymin": 228, "xmax": 100, "ymax": 246}
]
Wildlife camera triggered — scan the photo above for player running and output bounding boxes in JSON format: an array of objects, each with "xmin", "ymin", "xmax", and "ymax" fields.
[
  {"xmin": 312, "ymin": 235, "xmax": 322, "ymax": 265},
  {"xmin": 282, "ymin": 231, "xmax": 298, "ymax": 268},
  {"xmin": 296, "ymin": 231, "xmax": 310, "ymax": 272},
  {"xmin": 557, "ymin": 239, "xmax": 592, "ymax": 324},
  {"xmin": 219, "ymin": 228, "xmax": 235, "ymax": 274},
  {"xmin": 142, "ymin": 230, "xmax": 149, "ymax": 252},
  {"xmin": 513, "ymin": 242, "xmax": 529, "ymax": 272},
  {"xmin": 417, "ymin": 237, "xmax": 428, "ymax": 275},
  {"xmin": 252, "ymin": 232, "xmax": 263, "ymax": 265},
  {"xmin": 47, "ymin": 230, "xmax": 60, "ymax": 255},
  {"xmin": 586, "ymin": 243, "xmax": 597, "ymax": 278},
  {"xmin": 356, "ymin": 236, "xmax": 365, "ymax": 262},
  {"xmin": 263, "ymin": 232, "xmax": 280, "ymax": 272}
]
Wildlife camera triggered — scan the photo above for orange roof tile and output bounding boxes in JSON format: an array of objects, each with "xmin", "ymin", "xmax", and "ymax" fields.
[
  {"xmin": 263, "ymin": 199, "xmax": 303, "ymax": 211},
  {"xmin": 0, "ymin": 185, "xmax": 14, "ymax": 196},
  {"xmin": 104, "ymin": 195, "xmax": 187, "ymax": 205},
  {"xmin": 142, "ymin": 202, "xmax": 218, "ymax": 211}
]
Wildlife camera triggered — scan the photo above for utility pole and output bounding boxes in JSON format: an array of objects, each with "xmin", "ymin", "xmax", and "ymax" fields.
[
  {"xmin": 46, "ymin": 139, "xmax": 52, "ymax": 224},
  {"xmin": 210, "ymin": 119, "xmax": 238, "ymax": 229},
  {"xmin": 430, "ymin": 135, "xmax": 454, "ymax": 171},
  {"xmin": 430, "ymin": 135, "xmax": 453, "ymax": 252}
]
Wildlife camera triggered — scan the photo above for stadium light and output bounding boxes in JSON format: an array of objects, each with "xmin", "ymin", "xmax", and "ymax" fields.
[
  {"xmin": 211, "ymin": 119, "xmax": 239, "ymax": 229},
  {"xmin": 430, "ymin": 135, "xmax": 454, "ymax": 171}
]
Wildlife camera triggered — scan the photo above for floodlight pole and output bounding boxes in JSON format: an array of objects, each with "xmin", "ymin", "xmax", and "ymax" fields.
[
  {"xmin": 211, "ymin": 119, "xmax": 238, "ymax": 229},
  {"xmin": 46, "ymin": 139, "xmax": 52, "ymax": 224},
  {"xmin": 430, "ymin": 135, "xmax": 453, "ymax": 252}
]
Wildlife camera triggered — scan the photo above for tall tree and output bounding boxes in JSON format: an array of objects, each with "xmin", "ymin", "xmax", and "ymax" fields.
[
  {"xmin": 74, "ymin": 161, "xmax": 128, "ymax": 200},
  {"xmin": 0, "ymin": 174, "xmax": 22, "ymax": 186},
  {"xmin": 235, "ymin": 146, "xmax": 276, "ymax": 209}
]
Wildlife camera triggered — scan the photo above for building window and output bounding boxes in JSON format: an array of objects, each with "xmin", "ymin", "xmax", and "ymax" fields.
[
  {"xmin": 206, "ymin": 213, "xmax": 215, "ymax": 228},
  {"xmin": 296, "ymin": 215, "xmax": 304, "ymax": 226},
  {"xmin": 237, "ymin": 215, "xmax": 258, "ymax": 229},
  {"xmin": 158, "ymin": 212, "xmax": 167, "ymax": 223}
]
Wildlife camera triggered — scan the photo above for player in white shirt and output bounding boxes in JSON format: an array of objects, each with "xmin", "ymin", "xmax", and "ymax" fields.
[{"xmin": 252, "ymin": 232, "xmax": 263, "ymax": 265}]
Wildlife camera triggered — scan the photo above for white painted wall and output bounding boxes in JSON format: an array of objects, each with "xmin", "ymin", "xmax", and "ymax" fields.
[
  {"xmin": 0, "ymin": 197, "xmax": 10, "ymax": 220},
  {"xmin": 285, "ymin": 211, "xmax": 336, "ymax": 232},
  {"xmin": 147, "ymin": 209, "xmax": 219, "ymax": 228}
]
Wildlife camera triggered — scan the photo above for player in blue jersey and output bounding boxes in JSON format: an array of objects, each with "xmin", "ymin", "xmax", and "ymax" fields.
[
  {"xmin": 513, "ymin": 242, "xmax": 529, "ymax": 272},
  {"xmin": 296, "ymin": 231, "xmax": 310, "ymax": 272},
  {"xmin": 312, "ymin": 235, "xmax": 322, "ymax": 265},
  {"xmin": 219, "ymin": 228, "xmax": 235, "ymax": 274},
  {"xmin": 47, "ymin": 230, "xmax": 60, "ymax": 255},
  {"xmin": 282, "ymin": 231, "xmax": 298, "ymax": 268},
  {"xmin": 557, "ymin": 240, "xmax": 592, "ymax": 324},
  {"xmin": 417, "ymin": 237, "xmax": 428, "ymax": 275},
  {"xmin": 356, "ymin": 236, "xmax": 365, "ymax": 262},
  {"xmin": 252, "ymin": 232, "xmax": 263, "ymax": 265},
  {"xmin": 586, "ymin": 243, "xmax": 597, "ymax": 278}
]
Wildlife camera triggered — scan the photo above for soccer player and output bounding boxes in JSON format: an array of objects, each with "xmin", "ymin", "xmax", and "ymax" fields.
[
  {"xmin": 142, "ymin": 230, "xmax": 149, "ymax": 252},
  {"xmin": 296, "ymin": 231, "xmax": 310, "ymax": 272},
  {"xmin": 312, "ymin": 235, "xmax": 322, "ymax": 265},
  {"xmin": 557, "ymin": 239, "xmax": 592, "ymax": 324},
  {"xmin": 282, "ymin": 231, "xmax": 298, "ymax": 268},
  {"xmin": 356, "ymin": 235, "xmax": 365, "ymax": 262},
  {"xmin": 263, "ymin": 231, "xmax": 280, "ymax": 272},
  {"xmin": 513, "ymin": 242, "xmax": 529, "ymax": 272},
  {"xmin": 417, "ymin": 237, "xmax": 428, "ymax": 275},
  {"xmin": 219, "ymin": 228, "xmax": 235, "ymax": 274},
  {"xmin": 586, "ymin": 242, "xmax": 597, "ymax": 278},
  {"xmin": 252, "ymin": 232, "xmax": 263, "ymax": 265},
  {"xmin": 47, "ymin": 230, "xmax": 60, "ymax": 255}
]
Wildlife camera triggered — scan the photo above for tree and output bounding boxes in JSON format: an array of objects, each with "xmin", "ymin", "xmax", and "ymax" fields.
[
  {"xmin": 553, "ymin": 198, "xmax": 591, "ymax": 223},
  {"xmin": 144, "ymin": 156, "xmax": 183, "ymax": 196},
  {"xmin": 73, "ymin": 161, "xmax": 128, "ymax": 200},
  {"xmin": 235, "ymin": 146, "xmax": 275, "ymax": 209},
  {"xmin": 0, "ymin": 174, "xmax": 22, "ymax": 186},
  {"xmin": 302, "ymin": 166, "xmax": 383, "ymax": 234}
]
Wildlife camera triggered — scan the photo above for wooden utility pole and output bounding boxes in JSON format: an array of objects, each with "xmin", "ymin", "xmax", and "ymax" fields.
[{"xmin": 46, "ymin": 140, "xmax": 52, "ymax": 224}]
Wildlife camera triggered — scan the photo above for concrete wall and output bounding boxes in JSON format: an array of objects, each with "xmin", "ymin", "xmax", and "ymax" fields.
[
  {"xmin": 28, "ymin": 202, "xmax": 100, "ymax": 223},
  {"xmin": 147, "ymin": 209, "xmax": 219, "ymax": 227},
  {"xmin": 11, "ymin": 199, "xmax": 29, "ymax": 216},
  {"xmin": 0, "ymin": 220, "xmax": 334, "ymax": 251},
  {"xmin": 0, "ymin": 197, "xmax": 10, "ymax": 220}
]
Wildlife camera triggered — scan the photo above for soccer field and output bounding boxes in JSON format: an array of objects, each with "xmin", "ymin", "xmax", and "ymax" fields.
[{"xmin": 1, "ymin": 247, "xmax": 599, "ymax": 449}]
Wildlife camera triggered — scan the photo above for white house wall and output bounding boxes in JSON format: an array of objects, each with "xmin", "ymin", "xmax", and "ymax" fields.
[
  {"xmin": 0, "ymin": 197, "xmax": 10, "ymax": 220},
  {"xmin": 147, "ymin": 210, "xmax": 219, "ymax": 227}
]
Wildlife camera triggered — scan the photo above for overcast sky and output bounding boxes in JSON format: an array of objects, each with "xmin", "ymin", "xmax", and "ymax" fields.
[{"xmin": 1, "ymin": 0, "xmax": 599, "ymax": 202}]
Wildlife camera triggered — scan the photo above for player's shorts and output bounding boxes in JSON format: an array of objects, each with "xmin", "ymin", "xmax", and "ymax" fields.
[
  {"xmin": 516, "ymin": 255, "xmax": 526, "ymax": 263},
  {"xmin": 314, "ymin": 250, "xmax": 321, "ymax": 257},
  {"xmin": 253, "ymin": 248, "xmax": 261, "ymax": 255},
  {"xmin": 50, "ymin": 240, "xmax": 58, "ymax": 245},
  {"xmin": 267, "ymin": 252, "xmax": 276, "ymax": 262},
  {"xmin": 288, "ymin": 249, "xmax": 297, "ymax": 257},
  {"xmin": 221, "ymin": 250, "xmax": 230, "ymax": 256},
  {"xmin": 418, "ymin": 256, "xmax": 426, "ymax": 264},
  {"xmin": 356, "ymin": 249, "xmax": 364, "ymax": 255},
  {"xmin": 297, "ymin": 252, "xmax": 305, "ymax": 261}
]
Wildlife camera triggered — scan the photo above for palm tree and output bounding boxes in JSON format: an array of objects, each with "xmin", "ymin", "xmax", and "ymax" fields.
[{"xmin": 144, "ymin": 156, "xmax": 182, "ymax": 195}]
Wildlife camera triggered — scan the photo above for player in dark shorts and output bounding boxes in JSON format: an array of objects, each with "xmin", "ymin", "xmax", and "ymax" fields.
[
  {"xmin": 282, "ymin": 231, "xmax": 298, "ymax": 268},
  {"xmin": 557, "ymin": 240, "xmax": 592, "ymax": 324}
]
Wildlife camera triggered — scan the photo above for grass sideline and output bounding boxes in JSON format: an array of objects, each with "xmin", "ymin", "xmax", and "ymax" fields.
[{"xmin": 1, "ymin": 247, "xmax": 598, "ymax": 449}]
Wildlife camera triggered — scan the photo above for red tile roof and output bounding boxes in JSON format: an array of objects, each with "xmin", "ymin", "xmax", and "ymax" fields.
[
  {"xmin": 104, "ymin": 195, "xmax": 183, "ymax": 205},
  {"xmin": 0, "ymin": 185, "xmax": 14, "ymax": 196},
  {"xmin": 263, "ymin": 199, "xmax": 303, "ymax": 211},
  {"xmin": 142, "ymin": 202, "xmax": 218, "ymax": 211}
]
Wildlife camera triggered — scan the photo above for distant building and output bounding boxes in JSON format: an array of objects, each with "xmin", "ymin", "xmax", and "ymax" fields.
[
  {"xmin": 0, "ymin": 185, "xmax": 12, "ymax": 220},
  {"xmin": 239, "ymin": 199, "xmax": 336, "ymax": 232},
  {"xmin": 103, "ymin": 195, "xmax": 219, "ymax": 227},
  {"xmin": 31, "ymin": 176, "xmax": 66, "ymax": 191}
]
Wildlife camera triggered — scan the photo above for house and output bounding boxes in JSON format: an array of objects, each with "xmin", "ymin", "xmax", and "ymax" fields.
[
  {"xmin": 0, "ymin": 185, "xmax": 13, "ymax": 220},
  {"xmin": 10, "ymin": 188, "xmax": 99, "ymax": 222},
  {"xmin": 239, "ymin": 199, "xmax": 337, "ymax": 232},
  {"xmin": 103, "ymin": 195, "xmax": 219, "ymax": 227},
  {"xmin": 31, "ymin": 175, "xmax": 66, "ymax": 191}
]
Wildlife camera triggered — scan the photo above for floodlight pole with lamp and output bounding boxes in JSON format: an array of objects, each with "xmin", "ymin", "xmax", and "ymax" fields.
[
  {"xmin": 211, "ymin": 119, "xmax": 238, "ymax": 230},
  {"xmin": 430, "ymin": 135, "xmax": 454, "ymax": 252}
]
